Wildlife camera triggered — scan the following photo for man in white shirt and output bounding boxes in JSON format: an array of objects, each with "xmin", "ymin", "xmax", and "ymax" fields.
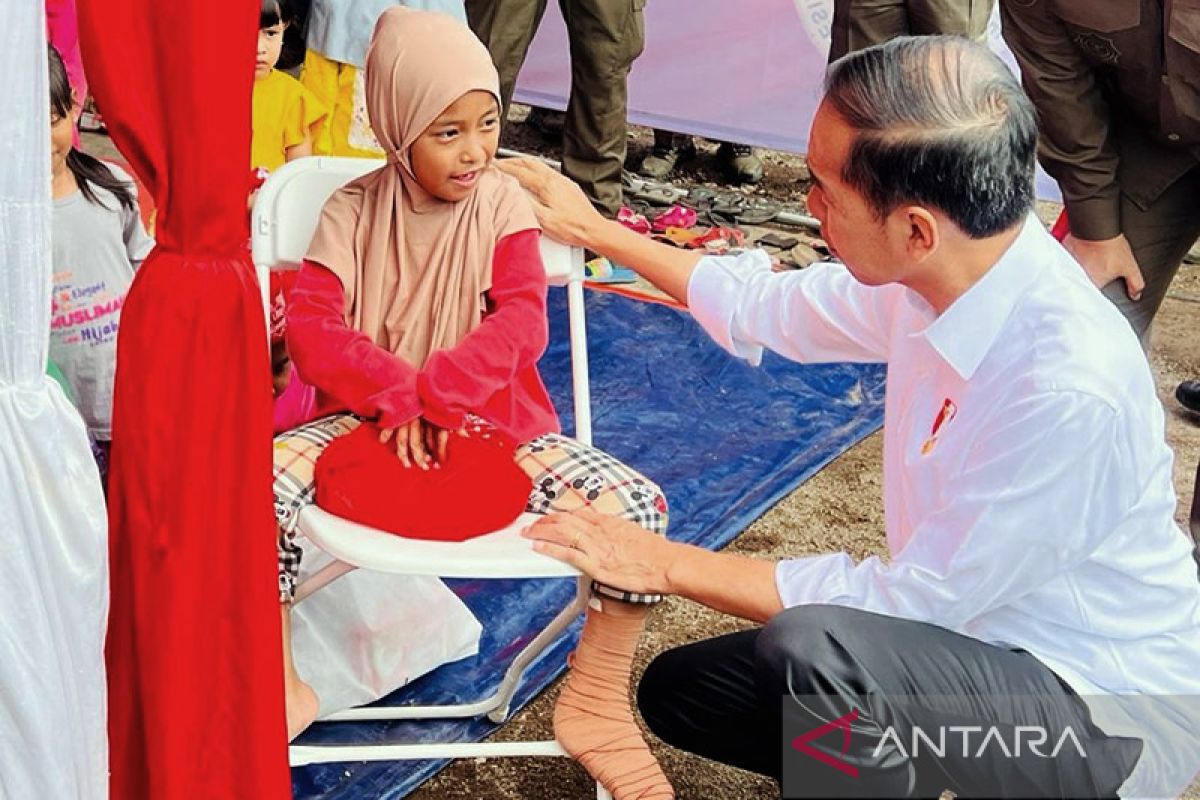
[{"xmin": 499, "ymin": 35, "xmax": 1200, "ymax": 798}]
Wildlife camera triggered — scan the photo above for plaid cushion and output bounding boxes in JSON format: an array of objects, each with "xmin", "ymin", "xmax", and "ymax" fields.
[
  {"xmin": 517, "ymin": 432, "xmax": 670, "ymax": 605},
  {"xmin": 517, "ymin": 432, "xmax": 669, "ymax": 535},
  {"xmin": 273, "ymin": 413, "xmax": 362, "ymax": 534},
  {"xmin": 273, "ymin": 414, "xmax": 360, "ymax": 601}
]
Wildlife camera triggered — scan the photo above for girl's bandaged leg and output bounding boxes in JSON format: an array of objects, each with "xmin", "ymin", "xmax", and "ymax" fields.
[{"xmin": 555, "ymin": 599, "xmax": 674, "ymax": 799}]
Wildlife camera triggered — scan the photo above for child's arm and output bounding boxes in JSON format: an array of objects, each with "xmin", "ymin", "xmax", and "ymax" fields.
[
  {"xmin": 116, "ymin": 170, "xmax": 153, "ymax": 269},
  {"xmin": 285, "ymin": 131, "xmax": 313, "ymax": 162},
  {"xmin": 417, "ymin": 229, "xmax": 547, "ymax": 430},
  {"xmin": 287, "ymin": 261, "xmax": 422, "ymax": 427}
]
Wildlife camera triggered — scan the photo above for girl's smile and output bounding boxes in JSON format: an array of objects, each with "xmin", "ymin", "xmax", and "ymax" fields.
[{"xmin": 450, "ymin": 170, "xmax": 480, "ymax": 189}]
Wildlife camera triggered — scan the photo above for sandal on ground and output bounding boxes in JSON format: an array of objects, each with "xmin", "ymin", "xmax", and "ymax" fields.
[
  {"xmin": 680, "ymin": 186, "xmax": 717, "ymax": 210},
  {"xmin": 617, "ymin": 206, "xmax": 651, "ymax": 235},
  {"xmin": 585, "ymin": 256, "xmax": 639, "ymax": 284},
  {"xmin": 686, "ymin": 226, "xmax": 746, "ymax": 253},
  {"xmin": 653, "ymin": 226, "xmax": 703, "ymax": 247},
  {"xmin": 735, "ymin": 198, "xmax": 781, "ymax": 225},
  {"xmin": 632, "ymin": 183, "xmax": 689, "ymax": 206},
  {"xmin": 650, "ymin": 205, "xmax": 698, "ymax": 232}
]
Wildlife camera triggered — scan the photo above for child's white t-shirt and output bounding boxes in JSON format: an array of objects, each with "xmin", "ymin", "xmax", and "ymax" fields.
[{"xmin": 49, "ymin": 164, "xmax": 154, "ymax": 441}]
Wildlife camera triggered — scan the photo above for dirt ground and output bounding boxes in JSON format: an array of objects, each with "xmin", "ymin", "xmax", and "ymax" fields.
[{"xmin": 83, "ymin": 112, "xmax": 1200, "ymax": 798}]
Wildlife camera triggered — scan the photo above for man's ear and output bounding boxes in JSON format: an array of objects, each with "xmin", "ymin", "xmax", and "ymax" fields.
[{"xmin": 902, "ymin": 206, "xmax": 938, "ymax": 262}]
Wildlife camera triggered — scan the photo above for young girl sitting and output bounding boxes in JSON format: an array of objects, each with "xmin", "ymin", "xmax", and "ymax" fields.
[
  {"xmin": 252, "ymin": 0, "xmax": 328, "ymax": 172},
  {"xmin": 271, "ymin": 9, "xmax": 673, "ymax": 798},
  {"xmin": 47, "ymin": 45, "xmax": 154, "ymax": 487}
]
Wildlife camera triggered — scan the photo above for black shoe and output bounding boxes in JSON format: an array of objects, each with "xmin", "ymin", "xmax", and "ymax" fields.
[
  {"xmin": 638, "ymin": 136, "xmax": 697, "ymax": 180},
  {"xmin": 716, "ymin": 141, "xmax": 764, "ymax": 184},
  {"xmin": 526, "ymin": 107, "xmax": 565, "ymax": 142},
  {"xmin": 1176, "ymin": 380, "xmax": 1200, "ymax": 414}
]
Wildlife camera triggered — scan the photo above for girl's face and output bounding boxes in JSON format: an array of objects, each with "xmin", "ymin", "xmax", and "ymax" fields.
[
  {"xmin": 256, "ymin": 20, "xmax": 286, "ymax": 79},
  {"xmin": 50, "ymin": 102, "xmax": 75, "ymax": 178},
  {"xmin": 409, "ymin": 91, "xmax": 501, "ymax": 202}
]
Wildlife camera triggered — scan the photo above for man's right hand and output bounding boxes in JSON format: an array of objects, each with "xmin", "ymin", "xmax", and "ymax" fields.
[
  {"xmin": 1063, "ymin": 233, "xmax": 1145, "ymax": 301},
  {"xmin": 379, "ymin": 417, "xmax": 449, "ymax": 469}
]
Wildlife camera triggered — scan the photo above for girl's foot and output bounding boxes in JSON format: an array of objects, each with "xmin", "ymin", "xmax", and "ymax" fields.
[{"xmin": 554, "ymin": 602, "xmax": 674, "ymax": 799}]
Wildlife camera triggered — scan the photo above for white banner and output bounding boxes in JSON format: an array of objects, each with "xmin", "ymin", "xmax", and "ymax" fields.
[{"xmin": 513, "ymin": 0, "xmax": 1061, "ymax": 198}]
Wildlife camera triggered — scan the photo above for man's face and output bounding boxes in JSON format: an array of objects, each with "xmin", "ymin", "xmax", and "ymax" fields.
[{"xmin": 805, "ymin": 102, "xmax": 901, "ymax": 286}]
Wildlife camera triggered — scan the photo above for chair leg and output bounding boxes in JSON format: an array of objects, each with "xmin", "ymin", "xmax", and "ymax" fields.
[
  {"xmin": 567, "ymin": 274, "xmax": 593, "ymax": 447},
  {"xmin": 488, "ymin": 575, "xmax": 592, "ymax": 723},
  {"xmin": 292, "ymin": 559, "xmax": 358, "ymax": 605}
]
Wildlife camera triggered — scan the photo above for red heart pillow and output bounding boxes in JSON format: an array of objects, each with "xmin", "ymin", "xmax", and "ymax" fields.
[{"xmin": 314, "ymin": 422, "xmax": 533, "ymax": 541}]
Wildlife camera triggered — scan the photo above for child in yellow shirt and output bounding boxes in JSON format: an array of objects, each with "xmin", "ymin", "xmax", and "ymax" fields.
[{"xmin": 253, "ymin": 0, "xmax": 329, "ymax": 171}]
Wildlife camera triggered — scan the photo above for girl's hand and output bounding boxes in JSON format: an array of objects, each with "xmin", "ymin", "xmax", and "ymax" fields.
[{"xmin": 379, "ymin": 418, "xmax": 450, "ymax": 469}]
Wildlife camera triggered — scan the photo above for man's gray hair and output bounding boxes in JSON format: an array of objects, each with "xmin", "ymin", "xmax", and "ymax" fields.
[{"xmin": 824, "ymin": 35, "xmax": 1037, "ymax": 238}]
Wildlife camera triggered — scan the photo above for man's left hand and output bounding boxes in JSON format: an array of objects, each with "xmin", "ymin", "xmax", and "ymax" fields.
[
  {"xmin": 523, "ymin": 508, "xmax": 673, "ymax": 595},
  {"xmin": 1063, "ymin": 233, "xmax": 1145, "ymax": 301}
]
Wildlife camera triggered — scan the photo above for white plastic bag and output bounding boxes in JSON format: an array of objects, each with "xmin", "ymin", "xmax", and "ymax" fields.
[{"xmin": 290, "ymin": 535, "xmax": 483, "ymax": 717}]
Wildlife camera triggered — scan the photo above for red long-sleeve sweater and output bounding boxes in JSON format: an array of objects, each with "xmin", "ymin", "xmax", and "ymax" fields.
[{"xmin": 286, "ymin": 229, "xmax": 560, "ymax": 443}]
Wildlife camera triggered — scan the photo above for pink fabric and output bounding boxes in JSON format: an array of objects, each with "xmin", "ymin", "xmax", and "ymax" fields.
[
  {"xmin": 273, "ymin": 369, "xmax": 318, "ymax": 433},
  {"xmin": 46, "ymin": 0, "xmax": 87, "ymax": 146},
  {"xmin": 288, "ymin": 229, "xmax": 559, "ymax": 442}
]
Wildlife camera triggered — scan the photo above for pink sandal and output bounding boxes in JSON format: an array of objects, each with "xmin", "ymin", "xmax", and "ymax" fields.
[
  {"xmin": 617, "ymin": 206, "xmax": 651, "ymax": 235},
  {"xmin": 650, "ymin": 204, "xmax": 698, "ymax": 233}
]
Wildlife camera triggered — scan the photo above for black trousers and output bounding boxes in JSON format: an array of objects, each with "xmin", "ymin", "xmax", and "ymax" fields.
[{"xmin": 637, "ymin": 605, "xmax": 1142, "ymax": 798}]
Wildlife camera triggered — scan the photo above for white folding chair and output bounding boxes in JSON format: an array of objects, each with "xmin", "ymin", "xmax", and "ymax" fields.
[{"xmin": 251, "ymin": 156, "xmax": 608, "ymax": 799}]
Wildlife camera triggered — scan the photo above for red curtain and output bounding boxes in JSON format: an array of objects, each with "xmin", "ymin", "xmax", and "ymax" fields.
[{"xmin": 77, "ymin": 0, "xmax": 291, "ymax": 796}]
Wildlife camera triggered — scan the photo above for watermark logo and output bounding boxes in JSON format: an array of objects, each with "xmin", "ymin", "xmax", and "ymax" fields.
[
  {"xmin": 872, "ymin": 723, "xmax": 1086, "ymax": 761},
  {"xmin": 791, "ymin": 708, "xmax": 860, "ymax": 778},
  {"xmin": 778, "ymin": 694, "xmax": 1146, "ymax": 799},
  {"xmin": 790, "ymin": 707, "xmax": 1086, "ymax": 772}
]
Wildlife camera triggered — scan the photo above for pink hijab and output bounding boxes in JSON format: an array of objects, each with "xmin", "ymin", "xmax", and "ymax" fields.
[{"xmin": 306, "ymin": 6, "xmax": 537, "ymax": 368}]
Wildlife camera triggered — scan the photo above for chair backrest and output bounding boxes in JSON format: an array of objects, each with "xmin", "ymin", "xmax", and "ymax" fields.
[{"xmin": 251, "ymin": 156, "xmax": 580, "ymax": 286}]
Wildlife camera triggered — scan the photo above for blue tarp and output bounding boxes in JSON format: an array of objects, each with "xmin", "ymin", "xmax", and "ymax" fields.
[{"xmin": 293, "ymin": 287, "xmax": 886, "ymax": 799}]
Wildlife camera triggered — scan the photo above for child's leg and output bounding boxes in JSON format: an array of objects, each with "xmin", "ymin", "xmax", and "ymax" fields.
[
  {"xmin": 516, "ymin": 434, "xmax": 673, "ymax": 799},
  {"xmin": 554, "ymin": 598, "xmax": 673, "ymax": 799},
  {"xmin": 271, "ymin": 415, "xmax": 361, "ymax": 740},
  {"xmin": 280, "ymin": 600, "xmax": 319, "ymax": 740},
  {"xmin": 277, "ymin": 525, "xmax": 319, "ymax": 740},
  {"xmin": 517, "ymin": 432, "xmax": 669, "ymax": 535}
]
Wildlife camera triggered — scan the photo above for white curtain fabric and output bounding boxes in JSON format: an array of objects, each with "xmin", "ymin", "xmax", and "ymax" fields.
[{"xmin": 0, "ymin": 3, "xmax": 109, "ymax": 798}]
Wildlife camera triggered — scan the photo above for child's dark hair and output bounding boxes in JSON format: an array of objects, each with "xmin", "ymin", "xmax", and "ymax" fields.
[
  {"xmin": 261, "ymin": 0, "xmax": 286, "ymax": 28},
  {"xmin": 48, "ymin": 45, "xmax": 135, "ymax": 213},
  {"xmin": 261, "ymin": 0, "xmax": 306, "ymax": 71}
]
